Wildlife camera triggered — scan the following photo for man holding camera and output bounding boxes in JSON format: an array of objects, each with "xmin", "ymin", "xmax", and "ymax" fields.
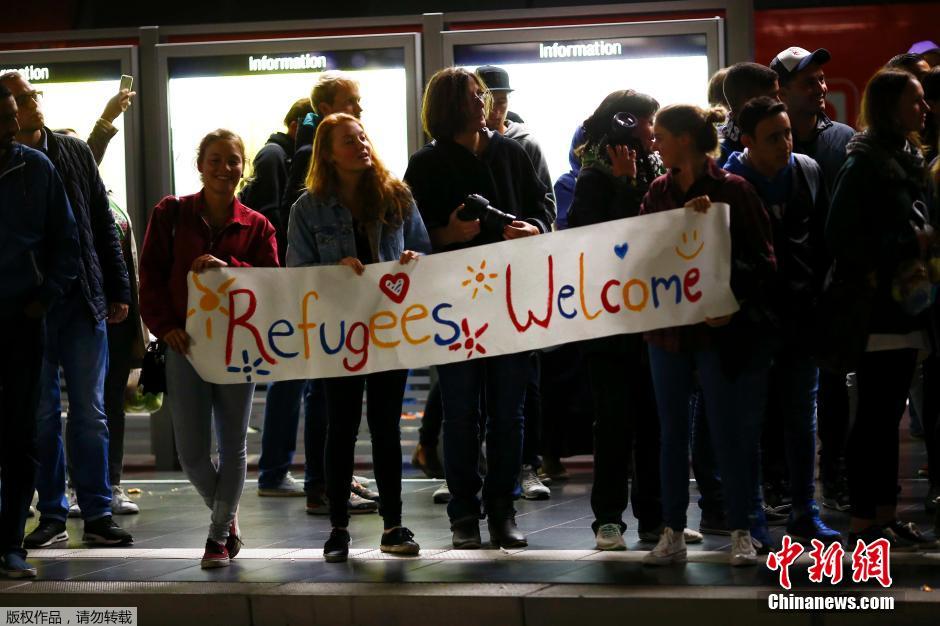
[{"xmin": 405, "ymin": 67, "xmax": 553, "ymax": 549}]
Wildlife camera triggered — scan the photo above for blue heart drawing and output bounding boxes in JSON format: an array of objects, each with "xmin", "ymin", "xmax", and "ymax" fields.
[{"xmin": 614, "ymin": 243, "xmax": 629, "ymax": 259}]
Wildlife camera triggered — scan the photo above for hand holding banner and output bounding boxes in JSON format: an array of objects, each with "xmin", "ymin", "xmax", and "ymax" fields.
[{"xmin": 185, "ymin": 204, "xmax": 738, "ymax": 383}]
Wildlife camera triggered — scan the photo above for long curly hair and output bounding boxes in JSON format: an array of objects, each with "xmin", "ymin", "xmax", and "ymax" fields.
[{"xmin": 305, "ymin": 113, "xmax": 412, "ymax": 226}]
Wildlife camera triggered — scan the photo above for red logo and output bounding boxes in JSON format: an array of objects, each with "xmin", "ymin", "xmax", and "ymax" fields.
[
  {"xmin": 851, "ymin": 538, "xmax": 892, "ymax": 588},
  {"xmin": 767, "ymin": 535, "xmax": 892, "ymax": 589},
  {"xmin": 767, "ymin": 536, "xmax": 805, "ymax": 590},
  {"xmin": 379, "ymin": 273, "xmax": 410, "ymax": 303}
]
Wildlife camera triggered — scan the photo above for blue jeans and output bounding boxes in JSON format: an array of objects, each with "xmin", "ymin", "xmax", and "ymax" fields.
[
  {"xmin": 648, "ymin": 343, "xmax": 770, "ymax": 531},
  {"xmin": 257, "ymin": 379, "xmax": 326, "ymax": 491},
  {"xmin": 438, "ymin": 352, "xmax": 529, "ymax": 522},
  {"xmin": 690, "ymin": 388, "xmax": 724, "ymax": 517},
  {"xmin": 766, "ymin": 346, "xmax": 819, "ymax": 513},
  {"xmin": 35, "ymin": 291, "xmax": 112, "ymax": 522}
]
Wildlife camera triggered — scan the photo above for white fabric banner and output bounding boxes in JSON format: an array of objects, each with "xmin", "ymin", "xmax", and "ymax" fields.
[{"xmin": 185, "ymin": 205, "xmax": 739, "ymax": 383}]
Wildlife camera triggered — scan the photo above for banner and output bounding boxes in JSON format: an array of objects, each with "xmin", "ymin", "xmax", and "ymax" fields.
[{"xmin": 185, "ymin": 205, "xmax": 739, "ymax": 383}]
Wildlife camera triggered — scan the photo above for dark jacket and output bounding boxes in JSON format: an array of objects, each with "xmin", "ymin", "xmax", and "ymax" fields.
[
  {"xmin": 0, "ymin": 143, "xmax": 79, "ymax": 317},
  {"xmin": 794, "ymin": 113, "xmax": 855, "ymax": 193},
  {"xmin": 240, "ymin": 131, "xmax": 293, "ymax": 224},
  {"xmin": 567, "ymin": 150, "xmax": 663, "ymax": 353},
  {"xmin": 240, "ymin": 131, "xmax": 294, "ymax": 263},
  {"xmin": 504, "ymin": 121, "xmax": 556, "ymax": 221},
  {"xmin": 553, "ymin": 126, "xmax": 586, "ymax": 230},
  {"xmin": 640, "ymin": 158, "xmax": 777, "ymax": 360},
  {"xmin": 827, "ymin": 132, "xmax": 929, "ymax": 337},
  {"xmin": 43, "ymin": 128, "xmax": 130, "ymax": 321},
  {"xmin": 723, "ymin": 151, "xmax": 830, "ymax": 341},
  {"xmin": 404, "ymin": 131, "xmax": 553, "ymax": 252},
  {"xmin": 568, "ymin": 150, "xmax": 663, "ymax": 227},
  {"xmin": 280, "ymin": 113, "xmax": 321, "ymax": 237}
]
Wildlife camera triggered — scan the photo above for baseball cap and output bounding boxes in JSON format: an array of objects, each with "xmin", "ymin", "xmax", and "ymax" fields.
[
  {"xmin": 475, "ymin": 65, "xmax": 513, "ymax": 92},
  {"xmin": 909, "ymin": 40, "xmax": 940, "ymax": 56},
  {"xmin": 770, "ymin": 47, "xmax": 832, "ymax": 83}
]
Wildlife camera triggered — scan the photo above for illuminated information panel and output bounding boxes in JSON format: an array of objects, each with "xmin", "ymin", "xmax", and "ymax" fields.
[
  {"xmin": 166, "ymin": 47, "xmax": 409, "ymax": 196},
  {"xmin": 454, "ymin": 33, "xmax": 710, "ymax": 184},
  {"xmin": 0, "ymin": 58, "xmax": 129, "ymax": 209}
]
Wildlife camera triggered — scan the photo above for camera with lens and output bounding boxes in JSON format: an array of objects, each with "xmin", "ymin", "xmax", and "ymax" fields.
[
  {"xmin": 457, "ymin": 193, "xmax": 516, "ymax": 234},
  {"xmin": 605, "ymin": 112, "xmax": 645, "ymax": 153}
]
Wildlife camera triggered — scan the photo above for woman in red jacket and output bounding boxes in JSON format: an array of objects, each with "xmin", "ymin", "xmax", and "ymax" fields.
[{"xmin": 139, "ymin": 129, "xmax": 278, "ymax": 569}]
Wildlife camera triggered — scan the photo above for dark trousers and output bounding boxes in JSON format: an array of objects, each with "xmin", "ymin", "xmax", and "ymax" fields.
[
  {"xmin": 103, "ymin": 319, "xmax": 135, "ymax": 486},
  {"xmin": 817, "ymin": 369, "xmax": 851, "ymax": 483},
  {"xmin": 923, "ymin": 354, "xmax": 940, "ymax": 488},
  {"xmin": 847, "ymin": 349, "xmax": 918, "ymax": 520},
  {"xmin": 258, "ymin": 380, "xmax": 327, "ymax": 491},
  {"xmin": 522, "ymin": 353, "xmax": 543, "ymax": 469},
  {"xmin": 587, "ymin": 342, "xmax": 662, "ymax": 533},
  {"xmin": 438, "ymin": 353, "xmax": 528, "ymax": 522},
  {"xmin": 0, "ymin": 315, "xmax": 44, "ymax": 558},
  {"xmin": 419, "ymin": 381, "xmax": 443, "ymax": 448},
  {"xmin": 690, "ymin": 388, "xmax": 725, "ymax": 516},
  {"xmin": 322, "ymin": 370, "xmax": 408, "ymax": 529},
  {"xmin": 421, "ymin": 353, "xmax": 542, "ymax": 470}
]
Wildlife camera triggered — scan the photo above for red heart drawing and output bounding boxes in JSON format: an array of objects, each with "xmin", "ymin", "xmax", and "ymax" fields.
[{"xmin": 379, "ymin": 273, "xmax": 410, "ymax": 304}]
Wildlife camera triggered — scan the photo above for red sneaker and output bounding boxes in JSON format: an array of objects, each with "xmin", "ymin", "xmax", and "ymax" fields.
[
  {"xmin": 200, "ymin": 539, "xmax": 230, "ymax": 569},
  {"xmin": 225, "ymin": 518, "xmax": 243, "ymax": 560}
]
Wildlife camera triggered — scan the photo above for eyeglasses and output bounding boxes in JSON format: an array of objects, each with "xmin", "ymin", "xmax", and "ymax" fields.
[{"xmin": 14, "ymin": 90, "xmax": 42, "ymax": 106}]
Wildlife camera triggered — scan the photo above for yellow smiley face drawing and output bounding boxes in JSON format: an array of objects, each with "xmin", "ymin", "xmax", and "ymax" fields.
[{"xmin": 675, "ymin": 230, "xmax": 704, "ymax": 260}]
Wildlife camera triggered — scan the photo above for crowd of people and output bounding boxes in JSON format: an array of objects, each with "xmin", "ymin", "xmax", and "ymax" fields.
[{"xmin": 2, "ymin": 38, "xmax": 940, "ymax": 577}]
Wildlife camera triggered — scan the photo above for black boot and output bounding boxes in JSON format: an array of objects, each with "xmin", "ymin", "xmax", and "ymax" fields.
[
  {"xmin": 487, "ymin": 512, "xmax": 527, "ymax": 548},
  {"xmin": 324, "ymin": 528, "xmax": 350, "ymax": 563},
  {"xmin": 450, "ymin": 517, "xmax": 482, "ymax": 549}
]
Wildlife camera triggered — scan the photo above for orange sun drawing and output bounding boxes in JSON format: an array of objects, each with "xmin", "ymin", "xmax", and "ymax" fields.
[
  {"xmin": 187, "ymin": 273, "xmax": 237, "ymax": 339},
  {"xmin": 462, "ymin": 259, "xmax": 498, "ymax": 299}
]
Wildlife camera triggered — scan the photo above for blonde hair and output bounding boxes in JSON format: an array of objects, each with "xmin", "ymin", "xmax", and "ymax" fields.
[
  {"xmin": 655, "ymin": 105, "xmax": 726, "ymax": 156},
  {"xmin": 310, "ymin": 71, "xmax": 359, "ymax": 112},
  {"xmin": 306, "ymin": 113, "xmax": 413, "ymax": 226}
]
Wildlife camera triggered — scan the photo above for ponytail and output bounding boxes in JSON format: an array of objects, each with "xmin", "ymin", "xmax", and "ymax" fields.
[{"xmin": 655, "ymin": 104, "xmax": 725, "ymax": 156}]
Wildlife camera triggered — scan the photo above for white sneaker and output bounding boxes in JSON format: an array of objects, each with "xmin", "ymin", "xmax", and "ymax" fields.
[
  {"xmin": 730, "ymin": 529, "xmax": 758, "ymax": 567},
  {"xmin": 257, "ymin": 472, "xmax": 305, "ymax": 497},
  {"xmin": 642, "ymin": 527, "xmax": 687, "ymax": 565},
  {"xmin": 520, "ymin": 465, "xmax": 551, "ymax": 500},
  {"xmin": 639, "ymin": 526, "xmax": 704, "ymax": 544},
  {"xmin": 432, "ymin": 481, "xmax": 451, "ymax": 504},
  {"xmin": 595, "ymin": 523, "xmax": 626, "ymax": 551},
  {"xmin": 111, "ymin": 485, "xmax": 140, "ymax": 515},
  {"xmin": 347, "ymin": 492, "xmax": 378, "ymax": 514},
  {"xmin": 67, "ymin": 488, "xmax": 81, "ymax": 518}
]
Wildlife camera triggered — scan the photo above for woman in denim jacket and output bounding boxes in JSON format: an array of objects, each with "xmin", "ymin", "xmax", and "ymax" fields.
[{"xmin": 286, "ymin": 113, "xmax": 430, "ymax": 562}]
